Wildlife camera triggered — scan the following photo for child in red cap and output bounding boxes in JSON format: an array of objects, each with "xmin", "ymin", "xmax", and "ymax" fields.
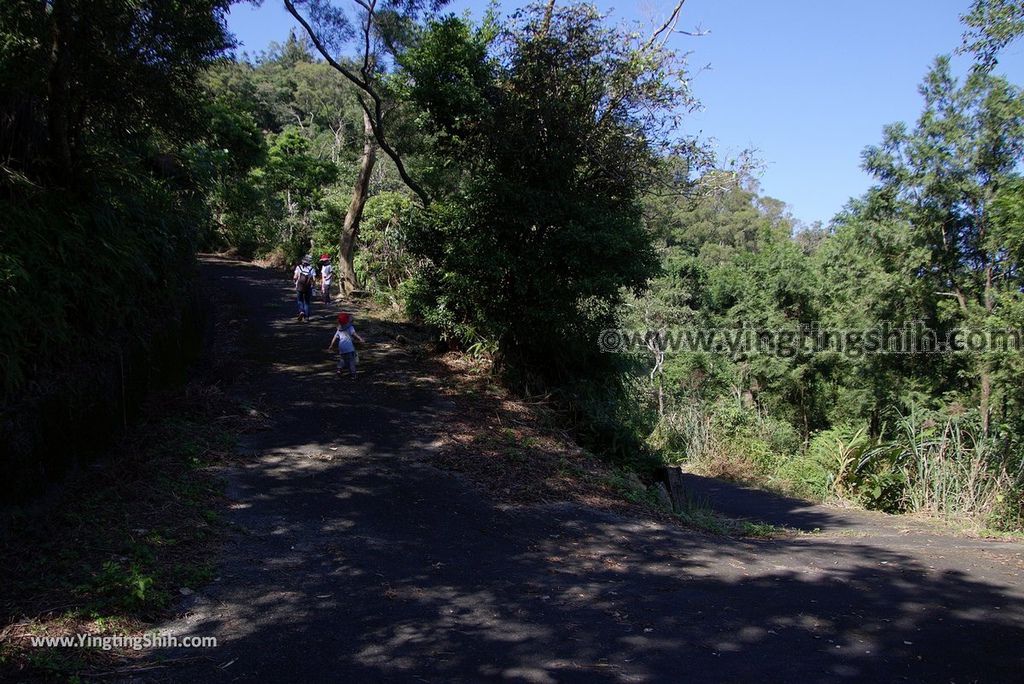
[
  {"xmin": 319, "ymin": 254, "xmax": 333, "ymax": 303},
  {"xmin": 326, "ymin": 312, "xmax": 365, "ymax": 378}
]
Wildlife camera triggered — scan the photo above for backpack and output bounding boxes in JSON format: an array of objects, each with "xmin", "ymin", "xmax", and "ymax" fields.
[{"xmin": 296, "ymin": 267, "xmax": 313, "ymax": 293}]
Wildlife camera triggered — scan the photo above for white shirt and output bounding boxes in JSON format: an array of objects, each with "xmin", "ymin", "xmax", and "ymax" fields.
[{"xmin": 333, "ymin": 325, "xmax": 356, "ymax": 353}]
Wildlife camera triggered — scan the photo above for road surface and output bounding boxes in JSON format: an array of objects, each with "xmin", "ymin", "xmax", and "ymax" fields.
[{"xmin": 140, "ymin": 257, "xmax": 1024, "ymax": 683}]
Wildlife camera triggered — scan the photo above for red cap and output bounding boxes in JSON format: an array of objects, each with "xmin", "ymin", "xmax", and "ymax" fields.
[
  {"xmin": 320, "ymin": 253, "xmax": 330, "ymax": 261},
  {"xmin": 337, "ymin": 312, "xmax": 352, "ymax": 326}
]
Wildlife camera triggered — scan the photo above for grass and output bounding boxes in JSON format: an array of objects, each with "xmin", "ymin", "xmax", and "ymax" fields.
[
  {"xmin": 0, "ymin": 381, "xmax": 260, "ymax": 680},
  {"xmin": 602, "ymin": 469, "xmax": 789, "ymax": 539},
  {"xmin": 661, "ymin": 402, "xmax": 1024, "ymax": 535},
  {"xmin": 425, "ymin": 358, "xmax": 793, "ymax": 539},
  {"xmin": 973, "ymin": 527, "xmax": 1024, "ymax": 541},
  {"xmin": 674, "ymin": 495, "xmax": 787, "ymax": 539}
]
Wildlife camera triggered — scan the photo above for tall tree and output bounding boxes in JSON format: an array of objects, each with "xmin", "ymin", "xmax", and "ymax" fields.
[
  {"xmin": 641, "ymin": 174, "xmax": 828, "ymax": 438},
  {"xmin": 337, "ymin": 110, "xmax": 377, "ymax": 291},
  {"xmin": 399, "ymin": 3, "xmax": 699, "ymax": 389},
  {"xmin": 283, "ymin": 0, "xmax": 441, "ymax": 292},
  {"xmin": 2, "ymin": 0, "xmax": 232, "ymax": 183},
  {"xmin": 860, "ymin": 56, "xmax": 1024, "ymax": 435},
  {"xmin": 1, "ymin": 0, "xmax": 234, "ymax": 495}
]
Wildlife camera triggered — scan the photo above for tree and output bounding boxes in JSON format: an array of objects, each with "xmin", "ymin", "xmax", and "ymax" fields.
[
  {"xmin": 860, "ymin": 56, "xmax": 1024, "ymax": 435},
  {"xmin": 283, "ymin": 0, "xmax": 443, "ymax": 293},
  {"xmin": 336, "ymin": 110, "xmax": 377, "ymax": 291},
  {"xmin": 291, "ymin": 61, "xmax": 364, "ymax": 162},
  {"xmin": 814, "ymin": 206, "xmax": 942, "ymax": 433},
  {"xmin": 641, "ymin": 174, "xmax": 830, "ymax": 440},
  {"xmin": 193, "ymin": 93, "xmax": 268, "ymax": 250},
  {"xmin": 1, "ymin": 0, "xmax": 234, "ymax": 495},
  {"xmin": 399, "ymin": 3, "xmax": 696, "ymax": 394},
  {"xmin": 255, "ymin": 126, "xmax": 338, "ymax": 256},
  {"xmin": 1, "ymin": 0, "xmax": 232, "ymax": 184},
  {"xmin": 960, "ymin": 0, "xmax": 1024, "ymax": 71}
]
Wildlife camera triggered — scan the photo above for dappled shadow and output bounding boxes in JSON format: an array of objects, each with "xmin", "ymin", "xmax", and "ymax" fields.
[
  {"xmin": 149, "ymin": 485, "xmax": 1024, "ymax": 682},
  {"xmin": 136, "ymin": 258, "xmax": 1024, "ymax": 683}
]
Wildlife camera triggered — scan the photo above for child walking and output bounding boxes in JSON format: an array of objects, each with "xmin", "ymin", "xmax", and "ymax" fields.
[
  {"xmin": 327, "ymin": 312, "xmax": 365, "ymax": 378},
  {"xmin": 293, "ymin": 255, "xmax": 316, "ymax": 322},
  {"xmin": 319, "ymin": 254, "xmax": 333, "ymax": 304}
]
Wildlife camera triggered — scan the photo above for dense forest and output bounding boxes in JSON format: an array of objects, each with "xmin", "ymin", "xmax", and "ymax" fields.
[{"xmin": 2, "ymin": 0, "xmax": 1023, "ymax": 532}]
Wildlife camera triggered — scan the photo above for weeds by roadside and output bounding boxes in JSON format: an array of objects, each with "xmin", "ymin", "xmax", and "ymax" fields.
[
  {"xmin": 0, "ymin": 381, "xmax": 264, "ymax": 680},
  {"xmin": 601, "ymin": 469, "xmax": 788, "ymax": 539},
  {"xmin": 365, "ymin": 306, "xmax": 791, "ymax": 540},
  {"xmin": 0, "ymin": 285, "xmax": 265, "ymax": 682},
  {"xmin": 665, "ymin": 401, "xmax": 1024, "ymax": 534}
]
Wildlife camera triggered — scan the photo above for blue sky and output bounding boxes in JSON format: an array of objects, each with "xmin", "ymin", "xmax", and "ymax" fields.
[{"xmin": 226, "ymin": 0, "xmax": 1024, "ymax": 227}]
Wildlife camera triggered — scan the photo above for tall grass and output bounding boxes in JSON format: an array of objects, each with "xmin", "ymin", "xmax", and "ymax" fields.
[
  {"xmin": 651, "ymin": 400, "xmax": 798, "ymax": 486},
  {"xmin": 655, "ymin": 400, "xmax": 1024, "ymax": 531},
  {"xmin": 864, "ymin": 412, "xmax": 1021, "ymax": 529},
  {"xmin": 651, "ymin": 403, "xmax": 720, "ymax": 466}
]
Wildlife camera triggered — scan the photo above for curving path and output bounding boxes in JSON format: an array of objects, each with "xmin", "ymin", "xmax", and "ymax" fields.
[{"xmin": 139, "ymin": 257, "xmax": 1024, "ymax": 683}]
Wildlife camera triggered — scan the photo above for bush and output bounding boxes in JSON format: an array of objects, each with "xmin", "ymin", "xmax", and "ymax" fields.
[
  {"xmin": 778, "ymin": 425, "xmax": 870, "ymax": 502},
  {"xmin": 0, "ymin": 167, "xmax": 202, "ymax": 398},
  {"xmin": 656, "ymin": 398, "xmax": 803, "ymax": 487},
  {"xmin": 0, "ymin": 154, "xmax": 208, "ymax": 500},
  {"xmin": 784, "ymin": 410, "xmax": 1024, "ymax": 529},
  {"xmin": 353, "ymin": 192, "xmax": 416, "ymax": 300}
]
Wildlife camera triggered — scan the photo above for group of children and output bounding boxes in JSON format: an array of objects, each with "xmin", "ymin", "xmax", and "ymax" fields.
[{"xmin": 293, "ymin": 253, "xmax": 366, "ymax": 379}]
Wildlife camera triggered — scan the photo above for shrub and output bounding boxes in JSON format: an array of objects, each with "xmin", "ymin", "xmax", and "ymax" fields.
[
  {"xmin": 353, "ymin": 192, "xmax": 416, "ymax": 300},
  {"xmin": 657, "ymin": 398, "xmax": 801, "ymax": 487},
  {"xmin": 862, "ymin": 410, "xmax": 1021, "ymax": 526}
]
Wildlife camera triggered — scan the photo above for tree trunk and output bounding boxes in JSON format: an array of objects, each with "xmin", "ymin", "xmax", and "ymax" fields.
[
  {"xmin": 338, "ymin": 110, "xmax": 377, "ymax": 294},
  {"xmin": 47, "ymin": 0, "xmax": 73, "ymax": 180},
  {"xmin": 980, "ymin": 260, "xmax": 995, "ymax": 436},
  {"xmin": 541, "ymin": 0, "xmax": 557, "ymax": 35}
]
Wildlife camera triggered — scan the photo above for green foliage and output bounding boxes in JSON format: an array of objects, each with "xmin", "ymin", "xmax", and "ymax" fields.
[
  {"xmin": 389, "ymin": 4, "xmax": 711, "ymax": 467},
  {"xmin": 0, "ymin": 0, "xmax": 238, "ymax": 506},
  {"xmin": 396, "ymin": 15, "xmax": 497, "ymax": 150},
  {"xmin": 353, "ymin": 192, "xmax": 417, "ymax": 296},
  {"xmin": 0, "ymin": 0, "xmax": 232, "ymax": 393},
  {"xmin": 1, "ymin": 0, "xmax": 232, "ymax": 181},
  {"xmin": 263, "ymin": 128, "xmax": 338, "ymax": 203},
  {"xmin": 89, "ymin": 562, "xmax": 159, "ymax": 612},
  {"xmin": 194, "ymin": 38, "xmax": 395, "ymax": 260},
  {"xmin": 8, "ymin": 0, "xmax": 1021, "ymax": 535},
  {"xmin": 855, "ymin": 59, "xmax": 1024, "ymax": 441},
  {"xmin": 960, "ymin": 0, "xmax": 1024, "ymax": 71},
  {"xmin": 401, "ymin": 6, "xmax": 683, "ymax": 389},
  {"xmin": 0, "ymin": 166, "xmax": 205, "ymax": 397},
  {"xmin": 863, "ymin": 409, "xmax": 1020, "ymax": 521},
  {"xmin": 639, "ymin": 176, "xmax": 831, "ymax": 451},
  {"xmin": 632, "ymin": 54, "xmax": 1024, "ymax": 530}
]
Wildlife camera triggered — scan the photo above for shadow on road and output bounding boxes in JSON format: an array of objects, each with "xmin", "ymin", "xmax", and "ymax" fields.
[{"xmin": 146, "ymin": 258, "xmax": 1024, "ymax": 683}]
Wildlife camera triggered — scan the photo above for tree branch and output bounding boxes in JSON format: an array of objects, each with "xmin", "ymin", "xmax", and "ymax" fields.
[
  {"xmin": 283, "ymin": 0, "xmax": 431, "ymax": 206},
  {"xmin": 284, "ymin": 0, "xmax": 370, "ymax": 91},
  {"xmin": 540, "ymin": 0, "xmax": 556, "ymax": 37},
  {"xmin": 357, "ymin": 95, "xmax": 431, "ymax": 207},
  {"xmin": 643, "ymin": 0, "xmax": 687, "ymax": 52}
]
